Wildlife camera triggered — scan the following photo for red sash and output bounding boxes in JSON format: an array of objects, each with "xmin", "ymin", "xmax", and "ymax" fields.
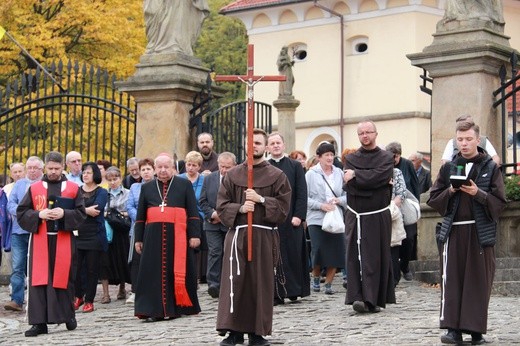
[
  {"xmin": 31, "ymin": 181, "xmax": 78, "ymax": 289},
  {"xmin": 146, "ymin": 206, "xmax": 192, "ymax": 307}
]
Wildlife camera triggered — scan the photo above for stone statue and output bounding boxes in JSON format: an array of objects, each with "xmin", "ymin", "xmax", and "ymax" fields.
[
  {"xmin": 144, "ymin": 0, "xmax": 210, "ymax": 56},
  {"xmin": 443, "ymin": 0, "xmax": 504, "ymax": 25},
  {"xmin": 277, "ymin": 46, "xmax": 295, "ymax": 97}
]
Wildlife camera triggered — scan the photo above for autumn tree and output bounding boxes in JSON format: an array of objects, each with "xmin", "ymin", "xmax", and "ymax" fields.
[{"xmin": 0, "ymin": 0, "xmax": 146, "ymax": 83}]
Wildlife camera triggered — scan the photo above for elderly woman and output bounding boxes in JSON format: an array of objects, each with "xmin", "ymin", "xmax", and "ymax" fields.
[
  {"xmin": 305, "ymin": 142, "xmax": 347, "ymax": 294},
  {"xmin": 74, "ymin": 162, "xmax": 108, "ymax": 313},
  {"xmin": 289, "ymin": 150, "xmax": 307, "ymax": 171},
  {"xmin": 99, "ymin": 167, "xmax": 131, "ymax": 304},
  {"xmin": 125, "ymin": 158, "xmax": 156, "ymax": 304},
  {"xmin": 178, "ymin": 151, "xmax": 206, "ymax": 283}
]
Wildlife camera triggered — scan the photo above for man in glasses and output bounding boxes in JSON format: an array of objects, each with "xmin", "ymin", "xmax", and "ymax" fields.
[
  {"xmin": 65, "ymin": 151, "xmax": 83, "ymax": 186},
  {"xmin": 4, "ymin": 156, "xmax": 44, "ymax": 312}
]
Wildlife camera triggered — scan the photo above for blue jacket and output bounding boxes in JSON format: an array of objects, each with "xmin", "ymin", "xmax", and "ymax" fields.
[{"xmin": 0, "ymin": 189, "xmax": 11, "ymax": 251}]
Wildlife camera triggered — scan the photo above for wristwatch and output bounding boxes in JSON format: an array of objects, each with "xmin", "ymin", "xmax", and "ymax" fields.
[{"xmin": 259, "ymin": 196, "xmax": 265, "ymax": 204}]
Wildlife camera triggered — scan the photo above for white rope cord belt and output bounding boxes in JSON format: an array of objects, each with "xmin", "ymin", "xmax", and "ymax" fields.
[
  {"xmin": 441, "ymin": 237, "xmax": 449, "ymax": 321},
  {"xmin": 228, "ymin": 224, "xmax": 277, "ymax": 313},
  {"xmin": 452, "ymin": 220, "xmax": 476, "ymax": 225},
  {"xmin": 346, "ymin": 204, "xmax": 390, "ymax": 281}
]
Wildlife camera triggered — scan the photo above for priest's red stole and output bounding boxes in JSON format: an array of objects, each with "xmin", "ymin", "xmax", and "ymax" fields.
[
  {"xmin": 146, "ymin": 206, "xmax": 193, "ymax": 307},
  {"xmin": 31, "ymin": 181, "xmax": 78, "ymax": 289}
]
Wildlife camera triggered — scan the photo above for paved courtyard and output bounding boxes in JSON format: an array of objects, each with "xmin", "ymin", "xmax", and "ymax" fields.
[{"xmin": 0, "ymin": 277, "xmax": 519, "ymax": 345}]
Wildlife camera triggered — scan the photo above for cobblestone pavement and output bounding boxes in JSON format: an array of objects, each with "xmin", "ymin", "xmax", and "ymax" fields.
[{"xmin": 0, "ymin": 277, "xmax": 519, "ymax": 345}]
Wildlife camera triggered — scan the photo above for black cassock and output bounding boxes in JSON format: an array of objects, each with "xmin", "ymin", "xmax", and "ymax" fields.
[
  {"xmin": 134, "ymin": 177, "xmax": 201, "ymax": 319},
  {"xmin": 17, "ymin": 175, "xmax": 86, "ymax": 325},
  {"xmin": 269, "ymin": 156, "xmax": 310, "ymax": 300}
]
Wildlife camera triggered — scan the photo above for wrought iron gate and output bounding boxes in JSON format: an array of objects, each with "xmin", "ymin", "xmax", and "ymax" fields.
[
  {"xmin": 493, "ymin": 51, "xmax": 519, "ymax": 175},
  {"xmin": 206, "ymin": 101, "xmax": 272, "ymax": 163},
  {"xmin": 0, "ymin": 60, "xmax": 136, "ymax": 183}
]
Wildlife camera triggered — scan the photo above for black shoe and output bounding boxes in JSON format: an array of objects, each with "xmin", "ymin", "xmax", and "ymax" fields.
[
  {"xmin": 220, "ymin": 331, "xmax": 245, "ymax": 345},
  {"xmin": 288, "ymin": 296, "xmax": 298, "ymax": 302},
  {"xmin": 66, "ymin": 317, "xmax": 77, "ymax": 331},
  {"xmin": 367, "ymin": 303, "xmax": 381, "ymax": 313},
  {"xmin": 145, "ymin": 317, "xmax": 165, "ymax": 323},
  {"xmin": 440, "ymin": 329, "xmax": 462, "ymax": 344},
  {"xmin": 352, "ymin": 300, "xmax": 369, "ymax": 313},
  {"xmin": 403, "ymin": 271, "xmax": 413, "ymax": 281},
  {"xmin": 342, "ymin": 280, "xmax": 348, "ymax": 289},
  {"xmin": 248, "ymin": 333, "xmax": 270, "ymax": 346},
  {"xmin": 471, "ymin": 332, "xmax": 486, "ymax": 345},
  {"xmin": 273, "ymin": 297, "xmax": 284, "ymax": 306},
  {"xmin": 25, "ymin": 324, "xmax": 48, "ymax": 337},
  {"xmin": 208, "ymin": 286, "xmax": 220, "ymax": 298}
]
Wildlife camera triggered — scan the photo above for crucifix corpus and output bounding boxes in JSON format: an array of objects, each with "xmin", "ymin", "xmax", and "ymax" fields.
[{"xmin": 214, "ymin": 44, "xmax": 286, "ymax": 261}]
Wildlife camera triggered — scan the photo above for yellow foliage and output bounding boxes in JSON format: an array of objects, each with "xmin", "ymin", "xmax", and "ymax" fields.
[{"xmin": 0, "ymin": 0, "xmax": 145, "ymax": 81}]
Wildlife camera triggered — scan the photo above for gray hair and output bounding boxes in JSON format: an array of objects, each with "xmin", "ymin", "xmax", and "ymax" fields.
[
  {"xmin": 218, "ymin": 152, "xmax": 237, "ymax": 164},
  {"xmin": 385, "ymin": 142, "xmax": 402, "ymax": 155}
]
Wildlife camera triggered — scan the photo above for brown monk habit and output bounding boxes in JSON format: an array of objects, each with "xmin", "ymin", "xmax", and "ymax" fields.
[
  {"xmin": 216, "ymin": 161, "xmax": 291, "ymax": 336},
  {"xmin": 343, "ymin": 146, "xmax": 396, "ymax": 309}
]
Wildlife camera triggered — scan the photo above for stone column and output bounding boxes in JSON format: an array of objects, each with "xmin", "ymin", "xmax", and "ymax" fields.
[
  {"xmin": 407, "ymin": 20, "xmax": 513, "ymax": 177},
  {"xmin": 273, "ymin": 96, "xmax": 300, "ymax": 153},
  {"xmin": 118, "ymin": 53, "xmax": 213, "ymax": 160}
]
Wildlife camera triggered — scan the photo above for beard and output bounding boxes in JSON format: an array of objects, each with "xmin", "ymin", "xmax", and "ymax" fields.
[
  {"xmin": 253, "ymin": 152, "xmax": 265, "ymax": 159},
  {"xmin": 200, "ymin": 147, "xmax": 211, "ymax": 156}
]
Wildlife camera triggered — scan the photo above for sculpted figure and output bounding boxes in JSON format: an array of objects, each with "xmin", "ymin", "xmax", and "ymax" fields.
[
  {"xmin": 144, "ymin": 0, "xmax": 210, "ymax": 56},
  {"xmin": 444, "ymin": 0, "xmax": 504, "ymax": 24},
  {"xmin": 277, "ymin": 46, "xmax": 295, "ymax": 97}
]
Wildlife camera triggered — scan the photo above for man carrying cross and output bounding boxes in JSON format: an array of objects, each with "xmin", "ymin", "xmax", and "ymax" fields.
[
  {"xmin": 133, "ymin": 153, "xmax": 202, "ymax": 322},
  {"xmin": 216, "ymin": 128, "xmax": 291, "ymax": 346}
]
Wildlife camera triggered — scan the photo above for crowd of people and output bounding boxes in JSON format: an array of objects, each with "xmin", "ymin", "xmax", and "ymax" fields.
[{"xmin": 0, "ymin": 120, "xmax": 506, "ymax": 345}]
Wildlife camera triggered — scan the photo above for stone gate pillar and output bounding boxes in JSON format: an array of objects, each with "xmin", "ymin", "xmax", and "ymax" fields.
[
  {"xmin": 407, "ymin": 18, "xmax": 513, "ymax": 177},
  {"xmin": 118, "ymin": 53, "xmax": 210, "ymax": 160},
  {"xmin": 273, "ymin": 96, "xmax": 300, "ymax": 153}
]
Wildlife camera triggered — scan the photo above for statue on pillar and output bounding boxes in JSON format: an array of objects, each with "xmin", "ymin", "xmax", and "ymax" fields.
[
  {"xmin": 277, "ymin": 46, "xmax": 295, "ymax": 98},
  {"xmin": 443, "ymin": 0, "xmax": 504, "ymax": 26},
  {"xmin": 144, "ymin": 0, "xmax": 210, "ymax": 56}
]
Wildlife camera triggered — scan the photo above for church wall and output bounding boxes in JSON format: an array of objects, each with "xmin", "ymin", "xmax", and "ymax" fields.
[{"xmin": 233, "ymin": 2, "xmax": 520, "ymax": 159}]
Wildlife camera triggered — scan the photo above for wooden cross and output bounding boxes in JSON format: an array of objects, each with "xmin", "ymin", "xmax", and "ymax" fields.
[{"xmin": 214, "ymin": 44, "xmax": 286, "ymax": 261}]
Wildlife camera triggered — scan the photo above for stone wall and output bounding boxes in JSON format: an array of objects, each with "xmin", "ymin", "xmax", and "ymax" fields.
[{"xmin": 417, "ymin": 201, "xmax": 520, "ymax": 260}]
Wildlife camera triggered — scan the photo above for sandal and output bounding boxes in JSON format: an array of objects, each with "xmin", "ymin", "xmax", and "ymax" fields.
[{"xmin": 101, "ymin": 296, "xmax": 111, "ymax": 304}]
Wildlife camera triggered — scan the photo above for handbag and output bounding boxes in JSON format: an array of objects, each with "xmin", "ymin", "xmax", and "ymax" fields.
[
  {"xmin": 322, "ymin": 206, "xmax": 345, "ymax": 234},
  {"xmin": 401, "ymin": 190, "xmax": 421, "ymax": 226},
  {"xmin": 105, "ymin": 192, "xmax": 131, "ymax": 233}
]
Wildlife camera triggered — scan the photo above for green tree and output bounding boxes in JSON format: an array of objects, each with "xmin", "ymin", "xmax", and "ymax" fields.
[{"xmin": 195, "ymin": 0, "xmax": 248, "ymax": 106}]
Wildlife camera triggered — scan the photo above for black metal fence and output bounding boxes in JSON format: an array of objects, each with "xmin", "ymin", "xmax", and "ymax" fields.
[
  {"xmin": 206, "ymin": 100, "xmax": 272, "ymax": 163},
  {"xmin": 0, "ymin": 60, "xmax": 136, "ymax": 184},
  {"xmin": 493, "ymin": 51, "xmax": 519, "ymax": 175}
]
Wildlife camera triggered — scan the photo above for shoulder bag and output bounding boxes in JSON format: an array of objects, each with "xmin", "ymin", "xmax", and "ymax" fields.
[
  {"xmin": 401, "ymin": 189, "xmax": 421, "ymax": 226},
  {"xmin": 320, "ymin": 173, "xmax": 345, "ymax": 234},
  {"xmin": 105, "ymin": 191, "xmax": 131, "ymax": 233}
]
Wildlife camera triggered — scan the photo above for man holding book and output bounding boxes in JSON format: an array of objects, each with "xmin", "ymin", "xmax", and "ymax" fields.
[
  {"xmin": 16, "ymin": 151, "xmax": 86, "ymax": 337},
  {"xmin": 428, "ymin": 120, "xmax": 506, "ymax": 345}
]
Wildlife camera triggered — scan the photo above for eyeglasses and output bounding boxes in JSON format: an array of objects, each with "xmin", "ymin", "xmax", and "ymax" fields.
[
  {"xmin": 357, "ymin": 131, "xmax": 376, "ymax": 136},
  {"xmin": 26, "ymin": 166, "xmax": 42, "ymax": 170}
]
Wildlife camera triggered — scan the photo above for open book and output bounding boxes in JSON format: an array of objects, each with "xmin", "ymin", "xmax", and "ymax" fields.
[{"xmin": 450, "ymin": 162, "xmax": 473, "ymax": 188}]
